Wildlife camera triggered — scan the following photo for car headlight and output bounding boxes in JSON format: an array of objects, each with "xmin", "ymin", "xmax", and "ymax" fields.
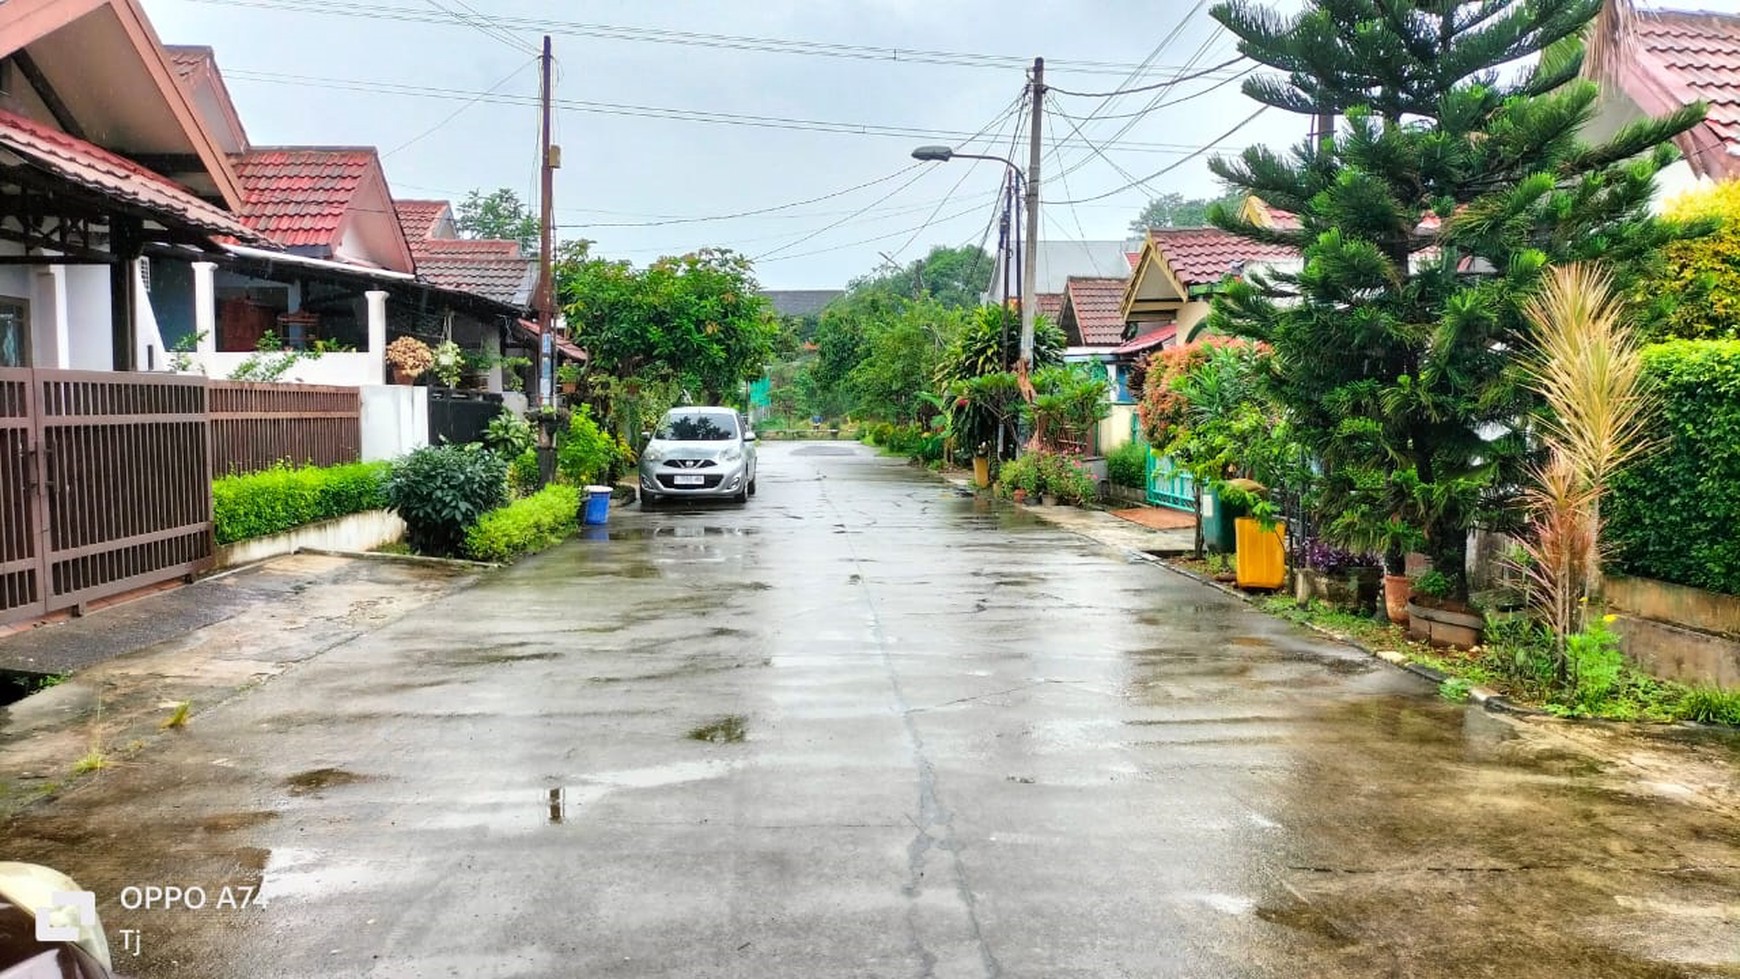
[
  {"xmin": 720, "ymin": 446, "xmax": 742, "ymax": 462},
  {"xmin": 643, "ymin": 446, "xmax": 667, "ymax": 463}
]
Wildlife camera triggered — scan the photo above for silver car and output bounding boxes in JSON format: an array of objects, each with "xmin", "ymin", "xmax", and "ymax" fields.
[{"xmin": 638, "ymin": 406, "xmax": 758, "ymax": 506}]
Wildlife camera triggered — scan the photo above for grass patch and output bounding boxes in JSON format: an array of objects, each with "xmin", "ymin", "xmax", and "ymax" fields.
[
  {"xmin": 71, "ymin": 747, "xmax": 108, "ymax": 774},
  {"xmin": 687, "ymin": 715, "xmax": 748, "ymax": 743},
  {"xmin": 161, "ymin": 701, "xmax": 192, "ymax": 730},
  {"xmin": 1254, "ymin": 596, "xmax": 1739, "ymax": 726}
]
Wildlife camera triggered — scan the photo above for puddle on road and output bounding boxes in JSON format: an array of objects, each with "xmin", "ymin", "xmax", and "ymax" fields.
[
  {"xmin": 199, "ymin": 810, "xmax": 279, "ymax": 833},
  {"xmin": 687, "ymin": 714, "xmax": 748, "ymax": 743},
  {"xmin": 283, "ymin": 767, "xmax": 368, "ymax": 795}
]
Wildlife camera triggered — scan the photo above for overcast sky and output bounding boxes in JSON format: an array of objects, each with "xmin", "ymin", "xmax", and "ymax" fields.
[{"xmin": 140, "ymin": 0, "xmax": 1731, "ymax": 290}]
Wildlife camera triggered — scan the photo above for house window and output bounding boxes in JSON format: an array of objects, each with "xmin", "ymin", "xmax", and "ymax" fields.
[{"xmin": 0, "ymin": 296, "xmax": 29, "ymax": 368}]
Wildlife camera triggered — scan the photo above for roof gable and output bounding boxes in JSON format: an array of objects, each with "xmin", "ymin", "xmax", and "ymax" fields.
[
  {"xmin": 395, "ymin": 198, "xmax": 454, "ymax": 241},
  {"xmin": 163, "ymin": 44, "xmax": 248, "ymax": 154},
  {"xmin": 1060, "ymin": 276, "xmax": 1128, "ymax": 346},
  {"xmin": 0, "ymin": 0, "xmax": 245, "ymax": 206},
  {"xmin": 233, "ymin": 146, "xmax": 414, "ymax": 271},
  {"xmin": 1603, "ymin": 9, "xmax": 1740, "ymax": 179},
  {"xmin": 1119, "ymin": 227, "xmax": 1297, "ymax": 322}
]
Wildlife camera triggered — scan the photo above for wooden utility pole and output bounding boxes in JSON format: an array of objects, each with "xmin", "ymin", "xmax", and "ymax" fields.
[
  {"xmin": 1020, "ymin": 57, "xmax": 1043, "ymax": 381},
  {"xmin": 534, "ymin": 34, "xmax": 558, "ymax": 484}
]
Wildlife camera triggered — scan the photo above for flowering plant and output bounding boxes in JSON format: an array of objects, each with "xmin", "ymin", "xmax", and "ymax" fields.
[
  {"xmin": 384, "ymin": 336, "xmax": 433, "ymax": 378},
  {"xmin": 1298, "ymin": 538, "xmax": 1373, "ymax": 574},
  {"xmin": 431, "ymin": 340, "xmax": 465, "ymax": 388}
]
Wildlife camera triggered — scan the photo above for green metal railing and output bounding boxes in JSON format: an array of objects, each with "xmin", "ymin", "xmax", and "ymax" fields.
[{"xmin": 1145, "ymin": 449, "xmax": 1196, "ymax": 512}]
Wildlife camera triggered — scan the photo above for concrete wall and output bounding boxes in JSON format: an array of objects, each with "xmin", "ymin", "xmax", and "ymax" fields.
[
  {"xmin": 189, "ymin": 350, "xmax": 382, "ymax": 385},
  {"xmin": 64, "ymin": 266, "xmax": 111, "ymax": 370},
  {"xmin": 1098, "ymin": 403, "xmax": 1138, "ymax": 454},
  {"xmin": 215, "ymin": 509, "xmax": 406, "ymax": 569},
  {"xmin": 360, "ymin": 383, "xmax": 428, "ymax": 462},
  {"xmin": 1605, "ymin": 575, "xmax": 1740, "ymax": 689}
]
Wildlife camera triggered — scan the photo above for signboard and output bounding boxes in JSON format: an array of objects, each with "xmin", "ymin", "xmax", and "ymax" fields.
[{"xmin": 539, "ymin": 333, "xmax": 554, "ymax": 402}]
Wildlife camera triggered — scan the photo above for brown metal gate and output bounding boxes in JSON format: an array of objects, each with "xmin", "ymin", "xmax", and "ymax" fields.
[{"xmin": 0, "ymin": 369, "xmax": 214, "ymax": 625}]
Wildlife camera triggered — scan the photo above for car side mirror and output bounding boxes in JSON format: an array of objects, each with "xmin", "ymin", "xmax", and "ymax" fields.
[
  {"xmin": 744, "ymin": 431, "xmax": 757, "ymax": 442},
  {"xmin": 640, "ymin": 431, "xmax": 652, "ymax": 443}
]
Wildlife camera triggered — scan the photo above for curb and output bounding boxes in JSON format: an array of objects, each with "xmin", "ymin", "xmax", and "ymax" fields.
[{"xmin": 295, "ymin": 547, "xmax": 501, "ymax": 570}]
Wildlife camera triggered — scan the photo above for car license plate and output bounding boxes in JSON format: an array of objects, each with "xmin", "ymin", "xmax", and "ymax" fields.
[{"xmin": 673, "ymin": 475, "xmax": 704, "ymax": 486}]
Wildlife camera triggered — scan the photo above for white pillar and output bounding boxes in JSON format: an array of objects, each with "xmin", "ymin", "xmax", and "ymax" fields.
[
  {"xmin": 365, "ymin": 290, "xmax": 388, "ymax": 386},
  {"xmin": 192, "ymin": 261, "xmax": 217, "ymax": 364},
  {"xmin": 47, "ymin": 264, "xmax": 70, "ymax": 369}
]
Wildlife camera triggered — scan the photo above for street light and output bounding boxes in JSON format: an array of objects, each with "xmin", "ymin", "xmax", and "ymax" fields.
[{"xmin": 911, "ymin": 143, "xmax": 1029, "ymax": 364}]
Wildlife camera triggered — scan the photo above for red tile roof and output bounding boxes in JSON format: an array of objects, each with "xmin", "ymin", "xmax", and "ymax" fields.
[
  {"xmin": 517, "ymin": 318, "xmax": 585, "ymax": 361},
  {"xmin": 420, "ymin": 254, "xmax": 536, "ymax": 307},
  {"xmin": 1621, "ymin": 10, "xmax": 1740, "ymax": 179},
  {"xmin": 1125, "ymin": 251, "xmax": 1142, "ymax": 270},
  {"xmin": 416, "ymin": 238, "xmax": 521, "ymax": 259},
  {"xmin": 231, "ymin": 148, "xmax": 376, "ymax": 246},
  {"xmin": 1036, "ymin": 292, "xmax": 1064, "ymax": 321},
  {"xmin": 0, "ymin": 108, "xmax": 258, "ymax": 241},
  {"xmin": 1148, "ymin": 227, "xmax": 1297, "ymax": 287},
  {"xmin": 1062, "ymin": 276, "xmax": 1129, "ymax": 346},
  {"xmin": 1113, "ymin": 325, "xmax": 1176, "ymax": 357},
  {"xmin": 395, "ymin": 199, "xmax": 450, "ymax": 241}
]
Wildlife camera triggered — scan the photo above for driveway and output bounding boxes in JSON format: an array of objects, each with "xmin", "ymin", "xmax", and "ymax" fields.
[{"xmin": 3, "ymin": 441, "xmax": 1738, "ymax": 978}]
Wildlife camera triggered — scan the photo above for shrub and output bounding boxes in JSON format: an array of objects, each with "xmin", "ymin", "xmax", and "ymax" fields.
[
  {"xmin": 464, "ymin": 485, "xmax": 580, "ymax": 563},
  {"xmin": 1607, "ymin": 340, "xmax": 1740, "ymax": 593},
  {"xmin": 1675, "ymin": 685, "xmax": 1740, "ymax": 726},
  {"xmin": 1632, "ymin": 182, "xmax": 1740, "ymax": 342},
  {"xmin": 556, "ymin": 407, "xmax": 617, "ymax": 486},
  {"xmin": 996, "ymin": 453, "xmax": 1040, "ymax": 498},
  {"xmin": 1565, "ymin": 616, "xmax": 1626, "ymax": 711},
  {"xmin": 213, "ymin": 461, "xmax": 389, "ymax": 545},
  {"xmin": 387, "ymin": 445, "xmax": 509, "ymax": 557},
  {"xmin": 508, "ymin": 449, "xmax": 542, "ymax": 498},
  {"xmin": 1106, "ymin": 440, "xmax": 1147, "ymax": 490},
  {"xmin": 482, "ymin": 410, "xmax": 535, "ymax": 459}
]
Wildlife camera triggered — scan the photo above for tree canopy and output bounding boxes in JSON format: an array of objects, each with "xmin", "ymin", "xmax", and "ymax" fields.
[
  {"xmin": 1204, "ymin": 0, "xmax": 1704, "ymax": 588},
  {"xmin": 1129, "ymin": 191, "xmax": 1243, "ymax": 233},
  {"xmin": 456, "ymin": 188, "xmax": 540, "ymax": 253},
  {"xmin": 850, "ymin": 245, "xmax": 995, "ymax": 310}
]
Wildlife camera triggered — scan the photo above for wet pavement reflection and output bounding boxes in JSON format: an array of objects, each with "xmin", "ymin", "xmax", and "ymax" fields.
[{"xmin": 2, "ymin": 441, "xmax": 1738, "ymax": 977}]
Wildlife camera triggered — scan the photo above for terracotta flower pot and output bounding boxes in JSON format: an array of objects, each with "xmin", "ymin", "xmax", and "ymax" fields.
[
  {"xmin": 1011, "ymin": 489, "xmax": 1028, "ymax": 504},
  {"xmin": 1383, "ymin": 574, "xmax": 1412, "ymax": 625}
]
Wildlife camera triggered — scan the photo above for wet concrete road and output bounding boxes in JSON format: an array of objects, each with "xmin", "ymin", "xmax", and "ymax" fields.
[{"xmin": 5, "ymin": 441, "xmax": 1740, "ymax": 978}]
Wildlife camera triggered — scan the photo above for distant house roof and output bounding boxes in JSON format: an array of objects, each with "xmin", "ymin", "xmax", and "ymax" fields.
[
  {"xmin": 516, "ymin": 318, "xmax": 585, "ymax": 362},
  {"xmin": 417, "ymin": 247, "xmax": 537, "ymax": 307},
  {"xmin": 0, "ymin": 107, "xmax": 259, "ymax": 242},
  {"xmin": 1036, "ymin": 292, "xmax": 1064, "ymax": 321},
  {"xmin": 1059, "ymin": 276, "xmax": 1129, "ymax": 347},
  {"xmin": 1605, "ymin": 9, "xmax": 1740, "ymax": 179},
  {"xmin": 759, "ymin": 289, "xmax": 843, "ymax": 318},
  {"xmin": 231, "ymin": 147, "xmax": 377, "ymax": 247},
  {"xmin": 1113, "ymin": 325, "xmax": 1176, "ymax": 357},
  {"xmin": 989, "ymin": 240, "xmax": 1139, "ymax": 297},
  {"xmin": 395, "ymin": 199, "xmax": 451, "ymax": 241},
  {"xmin": 1147, "ymin": 227, "xmax": 1297, "ymax": 287}
]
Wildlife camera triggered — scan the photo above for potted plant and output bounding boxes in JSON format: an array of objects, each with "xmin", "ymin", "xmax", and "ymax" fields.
[
  {"xmin": 384, "ymin": 336, "xmax": 433, "ymax": 385},
  {"xmin": 1294, "ymin": 539, "xmax": 1381, "ymax": 612},
  {"xmin": 1406, "ymin": 569, "xmax": 1485, "ymax": 647},
  {"xmin": 430, "ymin": 340, "xmax": 465, "ymax": 389},
  {"xmin": 556, "ymin": 363, "xmax": 583, "ymax": 394}
]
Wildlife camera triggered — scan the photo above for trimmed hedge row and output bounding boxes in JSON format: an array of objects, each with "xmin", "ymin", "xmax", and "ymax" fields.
[
  {"xmin": 1608, "ymin": 340, "xmax": 1740, "ymax": 594},
  {"xmin": 464, "ymin": 485, "xmax": 581, "ymax": 563},
  {"xmin": 213, "ymin": 462, "xmax": 390, "ymax": 545}
]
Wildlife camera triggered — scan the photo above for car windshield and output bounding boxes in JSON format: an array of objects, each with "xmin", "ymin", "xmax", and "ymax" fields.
[{"xmin": 656, "ymin": 412, "xmax": 737, "ymax": 441}]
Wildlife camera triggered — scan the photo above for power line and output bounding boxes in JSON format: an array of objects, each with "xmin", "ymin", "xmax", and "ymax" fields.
[
  {"xmin": 421, "ymin": 0, "xmax": 535, "ymax": 55},
  {"xmin": 189, "ymin": 0, "xmax": 1249, "ymax": 80},
  {"xmin": 223, "ymin": 68, "xmax": 1245, "ymax": 153},
  {"xmin": 581, "ymin": 165, "xmax": 925, "ymax": 228},
  {"xmin": 890, "ymin": 90, "xmax": 1028, "ymax": 262},
  {"xmin": 1043, "ymin": 104, "xmax": 1269, "ymax": 206},
  {"xmin": 1047, "ymin": 56, "xmax": 1243, "ymax": 98},
  {"xmin": 382, "ymin": 56, "xmax": 536, "ymax": 157}
]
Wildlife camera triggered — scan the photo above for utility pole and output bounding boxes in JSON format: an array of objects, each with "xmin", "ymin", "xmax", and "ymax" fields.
[
  {"xmin": 534, "ymin": 34, "xmax": 558, "ymax": 484},
  {"xmin": 1020, "ymin": 57, "xmax": 1043, "ymax": 382}
]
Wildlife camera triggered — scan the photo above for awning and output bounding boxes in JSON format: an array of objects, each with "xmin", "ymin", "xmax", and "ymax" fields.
[
  {"xmin": 1112, "ymin": 325, "xmax": 1177, "ymax": 357},
  {"xmin": 0, "ymin": 108, "xmax": 260, "ymax": 242},
  {"xmin": 516, "ymin": 319, "xmax": 586, "ymax": 362}
]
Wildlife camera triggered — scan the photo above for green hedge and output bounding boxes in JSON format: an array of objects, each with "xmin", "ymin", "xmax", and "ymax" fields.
[
  {"xmin": 1106, "ymin": 439, "xmax": 1147, "ymax": 489},
  {"xmin": 464, "ymin": 485, "xmax": 580, "ymax": 563},
  {"xmin": 1608, "ymin": 340, "xmax": 1740, "ymax": 593},
  {"xmin": 213, "ymin": 462, "xmax": 390, "ymax": 545}
]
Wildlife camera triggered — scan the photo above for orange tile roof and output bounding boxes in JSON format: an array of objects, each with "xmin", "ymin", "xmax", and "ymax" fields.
[
  {"xmin": 1113, "ymin": 325, "xmax": 1176, "ymax": 357},
  {"xmin": 1062, "ymin": 276, "xmax": 1129, "ymax": 346},
  {"xmin": 231, "ymin": 148, "xmax": 376, "ymax": 247},
  {"xmin": 394, "ymin": 199, "xmax": 450, "ymax": 241},
  {"xmin": 1148, "ymin": 227, "xmax": 1296, "ymax": 287},
  {"xmin": 1036, "ymin": 292, "xmax": 1064, "ymax": 321},
  {"xmin": 1620, "ymin": 9, "xmax": 1740, "ymax": 179},
  {"xmin": 0, "ymin": 108, "xmax": 258, "ymax": 241}
]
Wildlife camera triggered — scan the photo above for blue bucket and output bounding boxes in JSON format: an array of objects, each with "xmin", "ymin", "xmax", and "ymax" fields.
[{"xmin": 583, "ymin": 485, "xmax": 613, "ymax": 526}]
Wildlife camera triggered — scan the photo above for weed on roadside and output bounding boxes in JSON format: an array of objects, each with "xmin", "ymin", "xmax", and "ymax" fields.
[
  {"xmin": 161, "ymin": 701, "xmax": 192, "ymax": 730},
  {"xmin": 687, "ymin": 715, "xmax": 748, "ymax": 743},
  {"xmin": 71, "ymin": 747, "xmax": 108, "ymax": 774}
]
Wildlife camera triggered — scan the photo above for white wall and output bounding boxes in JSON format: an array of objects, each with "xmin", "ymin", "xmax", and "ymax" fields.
[
  {"xmin": 64, "ymin": 266, "xmax": 112, "ymax": 370},
  {"xmin": 360, "ymin": 383, "xmax": 427, "ymax": 462},
  {"xmin": 187, "ymin": 350, "xmax": 382, "ymax": 386}
]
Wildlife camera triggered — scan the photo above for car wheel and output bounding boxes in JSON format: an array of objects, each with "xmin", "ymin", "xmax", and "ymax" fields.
[
  {"xmin": 748, "ymin": 477, "xmax": 757, "ymax": 497},
  {"xmin": 641, "ymin": 491, "xmax": 660, "ymax": 509},
  {"xmin": 733, "ymin": 484, "xmax": 749, "ymax": 504}
]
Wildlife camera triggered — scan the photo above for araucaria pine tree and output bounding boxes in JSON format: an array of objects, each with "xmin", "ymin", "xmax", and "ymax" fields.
[{"xmin": 1204, "ymin": 0, "xmax": 1703, "ymax": 593}]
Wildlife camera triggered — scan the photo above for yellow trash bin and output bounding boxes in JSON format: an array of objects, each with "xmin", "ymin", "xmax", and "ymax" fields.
[
  {"xmin": 1234, "ymin": 516, "xmax": 1286, "ymax": 590},
  {"xmin": 973, "ymin": 456, "xmax": 991, "ymax": 488}
]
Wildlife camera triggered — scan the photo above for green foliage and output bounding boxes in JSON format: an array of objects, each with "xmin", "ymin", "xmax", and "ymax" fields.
[
  {"xmin": 996, "ymin": 450, "xmax": 1096, "ymax": 504},
  {"xmin": 937, "ymin": 305, "xmax": 1065, "ymax": 385},
  {"xmin": 1129, "ymin": 190, "xmax": 1244, "ymax": 234},
  {"xmin": 1631, "ymin": 182, "xmax": 1740, "ymax": 341},
  {"xmin": 556, "ymin": 243, "xmax": 777, "ymax": 401},
  {"xmin": 1032, "ymin": 365, "xmax": 1111, "ymax": 450},
  {"xmin": 846, "ymin": 298, "xmax": 964, "ymax": 424},
  {"xmin": 1438, "ymin": 677, "xmax": 1473, "ymax": 703},
  {"xmin": 865, "ymin": 421, "xmax": 943, "ymax": 463},
  {"xmin": 387, "ymin": 445, "xmax": 509, "ymax": 557},
  {"xmin": 1412, "ymin": 569, "xmax": 1454, "ymax": 601},
  {"xmin": 556, "ymin": 406, "xmax": 622, "ymax": 486},
  {"xmin": 1205, "ymin": 0, "xmax": 1705, "ymax": 596},
  {"xmin": 848, "ymin": 245, "xmax": 995, "ymax": 311},
  {"xmin": 463, "ymin": 485, "xmax": 580, "ymax": 563},
  {"xmin": 508, "ymin": 449, "xmax": 542, "ymax": 498},
  {"xmin": 1106, "ymin": 439, "xmax": 1148, "ymax": 489},
  {"xmin": 456, "ymin": 187, "xmax": 539, "ymax": 252},
  {"xmin": 482, "ymin": 410, "xmax": 535, "ymax": 459},
  {"xmin": 995, "ymin": 452, "xmax": 1040, "ymax": 497},
  {"xmin": 212, "ymin": 461, "xmax": 389, "ymax": 544},
  {"xmin": 1607, "ymin": 340, "xmax": 1740, "ymax": 593},
  {"xmin": 1565, "ymin": 617, "xmax": 1625, "ymax": 710},
  {"xmin": 227, "ymin": 330, "xmax": 321, "ymax": 382},
  {"xmin": 1676, "ymin": 685, "xmax": 1740, "ymax": 726}
]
